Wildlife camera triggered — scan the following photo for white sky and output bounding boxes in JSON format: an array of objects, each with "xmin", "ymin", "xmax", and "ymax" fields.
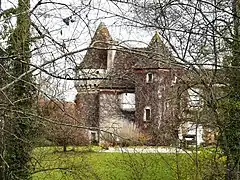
[
  {"xmin": 2, "ymin": 0, "xmax": 225, "ymax": 101},
  {"xmin": 1, "ymin": 0, "xmax": 153, "ymax": 102}
]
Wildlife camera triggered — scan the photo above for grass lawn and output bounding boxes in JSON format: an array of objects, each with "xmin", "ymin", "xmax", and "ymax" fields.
[{"xmin": 31, "ymin": 146, "xmax": 186, "ymax": 180}]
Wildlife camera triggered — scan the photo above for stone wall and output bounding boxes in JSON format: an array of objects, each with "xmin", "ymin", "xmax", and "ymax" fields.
[
  {"xmin": 98, "ymin": 90, "xmax": 136, "ymax": 144},
  {"xmin": 134, "ymin": 68, "xmax": 183, "ymax": 145}
]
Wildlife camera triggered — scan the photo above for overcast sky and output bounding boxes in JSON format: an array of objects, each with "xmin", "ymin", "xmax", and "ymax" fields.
[{"xmin": 1, "ymin": 0, "xmax": 154, "ymax": 101}]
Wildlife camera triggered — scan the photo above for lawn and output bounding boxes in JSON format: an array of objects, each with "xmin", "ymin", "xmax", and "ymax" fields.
[{"xmin": 31, "ymin": 146, "xmax": 185, "ymax": 180}]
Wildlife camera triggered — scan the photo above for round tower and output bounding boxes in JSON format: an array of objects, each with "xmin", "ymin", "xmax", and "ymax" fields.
[{"xmin": 75, "ymin": 22, "xmax": 113, "ymax": 144}]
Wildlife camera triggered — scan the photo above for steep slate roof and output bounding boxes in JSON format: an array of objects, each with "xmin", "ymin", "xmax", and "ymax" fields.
[
  {"xmin": 99, "ymin": 49, "xmax": 141, "ymax": 89},
  {"xmin": 133, "ymin": 32, "xmax": 176, "ymax": 69},
  {"xmin": 78, "ymin": 25, "xmax": 178, "ymax": 89},
  {"xmin": 79, "ymin": 22, "xmax": 112, "ymax": 69},
  {"xmin": 98, "ymin": 32, "xmax": 179, "ymax": 88}
]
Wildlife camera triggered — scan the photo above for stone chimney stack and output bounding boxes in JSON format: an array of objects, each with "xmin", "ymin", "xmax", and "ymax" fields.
[{"xmin": 107, "ymin": 41, "xmax": 117, "ymax": 71}]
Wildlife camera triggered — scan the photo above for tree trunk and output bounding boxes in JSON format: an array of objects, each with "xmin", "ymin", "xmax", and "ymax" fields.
[
  {"xmin": 63, "ymin": 145, "xmax": 67, "ymax": 152},
  {"xmin": 3, "ymin": 0, "xmax": 36, "ymax": 179}
]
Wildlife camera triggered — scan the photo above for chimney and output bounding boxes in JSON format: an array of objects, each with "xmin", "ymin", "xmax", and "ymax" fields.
[{"xmin": 107, "ymin": 41, "xmax": 117, "ymax": 71}]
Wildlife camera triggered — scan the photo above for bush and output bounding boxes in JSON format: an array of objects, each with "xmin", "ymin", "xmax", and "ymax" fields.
[
  {"xmin": 35, "ymin": 137, "xmax": 55, "ymax": 147},
  {"xmin": 174, "ymin": 147, "xmax": 226, "ymax": 180}
]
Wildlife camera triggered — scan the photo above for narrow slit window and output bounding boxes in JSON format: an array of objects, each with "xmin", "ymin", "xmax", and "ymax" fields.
[
  {"xmin": 144, "ymin": 107, "xmax": 151, "ymax": 121},
  {"xmin": 146, "ymin": 73, "xmax": 153, "ymax": 83}
]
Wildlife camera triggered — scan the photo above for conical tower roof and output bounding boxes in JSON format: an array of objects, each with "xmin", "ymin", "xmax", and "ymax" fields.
[
  {"xmin": 90, "ymin": 22, "xmax": 112, "ymax": 44},
  {"xmin": 148, "ymin": 31, "xmax": 173, "ymax": 62},
  {"xmin": 79, "ymin": 23, "xmax": 112, "ymax": 69},
  {"xmin": 148, "ymin": 31, "xmax": 163, "ymax": 48},
  {"xmin": 134, "ymin": 32, "xmax": 175, "ymax": 69}
]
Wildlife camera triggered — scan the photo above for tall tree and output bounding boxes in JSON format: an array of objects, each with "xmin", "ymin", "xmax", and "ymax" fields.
[
  {"xmin": 1, "ymin": 0, "xmax": 36, "ymax": 179},
  {"xmin": 223, "ymin": 1, "xmax": 240, "ymax": 179}
]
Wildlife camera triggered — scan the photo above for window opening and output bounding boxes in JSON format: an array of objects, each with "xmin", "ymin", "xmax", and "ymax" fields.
[
  {"xmin": 91, "ymin": 132, "xmax": 97, "ymax": 144},
  {"xmin": 144, "ymin": 107, "xmax": 151, "ymax": 121},
  {"xmin": 146, "ymin": 73, "xmax": 153, "ymax": 83},
  {"xmin": 188, "ymin": 88, "xmax": 201, "ymax": 108}
]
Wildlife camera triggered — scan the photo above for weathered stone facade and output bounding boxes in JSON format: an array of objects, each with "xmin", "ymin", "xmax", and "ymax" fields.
[{"xmin": 134, "ymin": 68, "xmax": 184, "ymax": 145}]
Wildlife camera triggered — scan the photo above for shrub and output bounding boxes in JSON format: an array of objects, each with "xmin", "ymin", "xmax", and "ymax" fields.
[{"xmin": 174, "ymin": 147, "xmax": 226, "ymax": 180}]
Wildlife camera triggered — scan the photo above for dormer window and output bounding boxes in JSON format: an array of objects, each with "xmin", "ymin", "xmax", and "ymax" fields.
[
  {"xmin": 144, "ymin": 106, "xmax": 151, "ymax": 122},
  {"xmin": 146, "ymin": 73, "xmax": 153, "ymax": 83}
]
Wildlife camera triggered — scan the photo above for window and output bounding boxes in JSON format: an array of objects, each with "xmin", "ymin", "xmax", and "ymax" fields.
[
  {"xmin": 171, "ymin": 76, "xmax": 177, "ymax": 85},
  {"xmin": 181, "ymin": 122, "xmax": 204, "ymax": 145},
  {"xmin": 188, "ymin": 88, "xmax": 201, "ymax": 109},
  {"xmin": 144, "ymin": 107, "xmax": 151, "ymax": 121},
  {"xmin": 119, "ymin": 93, "xmax": 135, "ymax": 111},
  {"xmin": 146, "ymin": 73, "xmax": 153, "ymax": 83},
  {"xmin": 146, "ymin": 109, "xmax": 151, "ymax": 121},
  {"xmin": 91, "ymin": 132, "xmax": 97, "ymax": 144}
]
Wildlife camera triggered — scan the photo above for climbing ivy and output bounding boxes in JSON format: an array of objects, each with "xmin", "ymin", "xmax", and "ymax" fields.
[{"xmin": 1, "ymin": 0, "xmax": 37, "ymax": 179}]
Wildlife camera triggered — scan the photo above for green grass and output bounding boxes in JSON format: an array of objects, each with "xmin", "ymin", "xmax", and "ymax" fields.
[
  {"xmin": 31, "ymin": 146, "xmax": 226, "ymax": 180},
  {"xmin": 31, "ymin": 146, "xmax": 183, "ymax": 180}
]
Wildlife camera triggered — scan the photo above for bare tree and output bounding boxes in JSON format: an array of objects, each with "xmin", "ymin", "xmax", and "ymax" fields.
[
  {"xmin": 0, "ymin": 0, "xmax": 239, "ymax": 179},
  {"xmin": 104, "ymin": 0, "xmax": 239, "ymax": 179},
  {"xmin": 39, "ymin": 98, "xmax": 88, "ymax": 151}
]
